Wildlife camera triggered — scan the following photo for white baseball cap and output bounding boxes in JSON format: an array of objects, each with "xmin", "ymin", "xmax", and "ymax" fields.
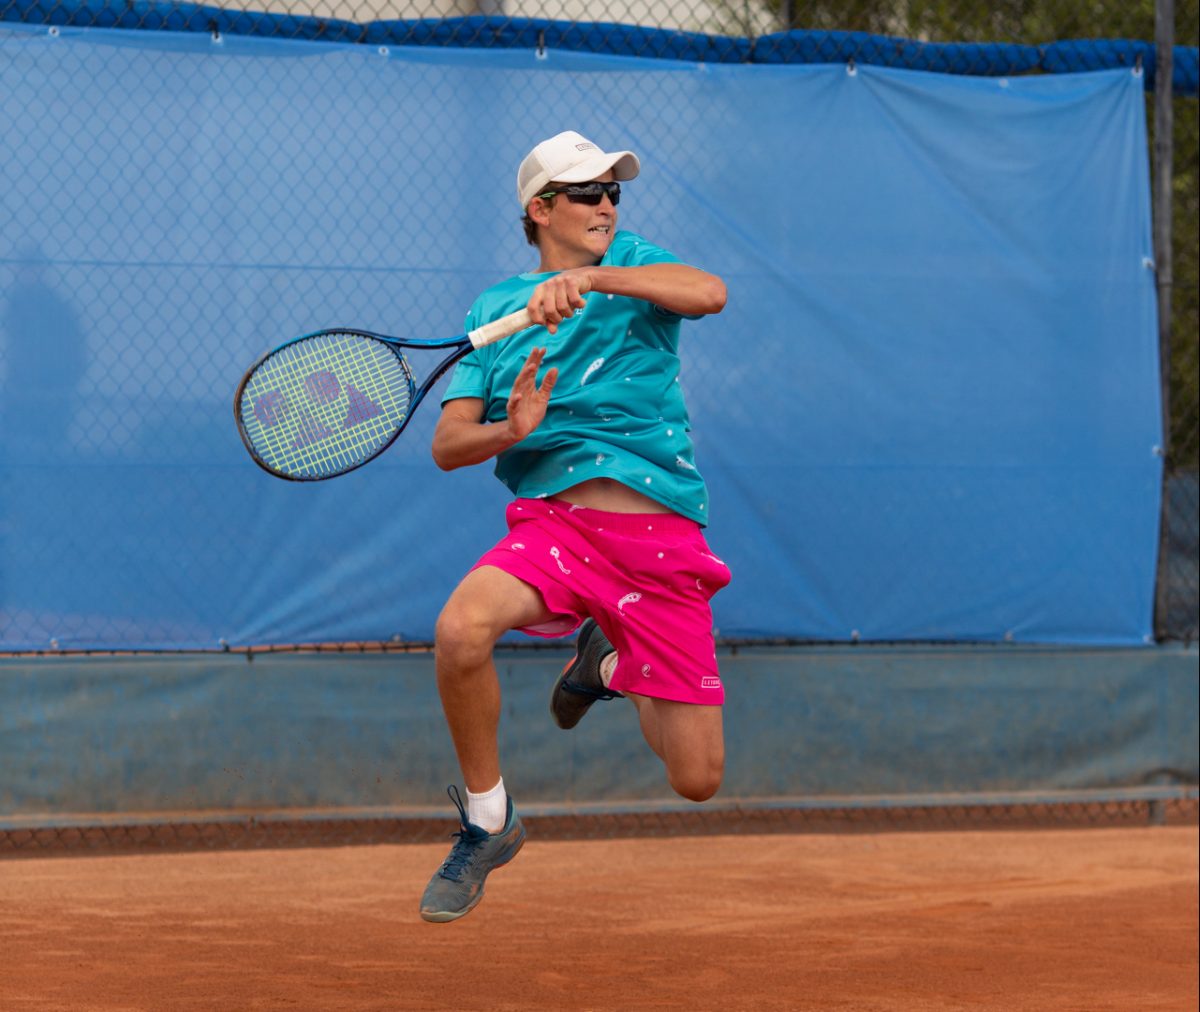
[{"xmin": 517, "ymin": 130, "xmax": 640, "ymax": 211}]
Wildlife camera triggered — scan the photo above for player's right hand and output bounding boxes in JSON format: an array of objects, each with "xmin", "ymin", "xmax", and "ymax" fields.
[{"xmin": 526, "ymin": 269, "xmax": 592, "ymax": 334}]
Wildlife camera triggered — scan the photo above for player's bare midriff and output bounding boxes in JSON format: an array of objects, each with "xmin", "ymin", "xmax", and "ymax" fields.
[{"xmin": 555, "ymin": 477, "xmax": 676, "ymax": 514}]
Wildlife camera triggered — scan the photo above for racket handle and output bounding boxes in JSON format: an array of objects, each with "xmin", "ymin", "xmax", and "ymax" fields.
[{"xmin": 467, "ymin": 308, "xmax": 533, "ymax": 349}]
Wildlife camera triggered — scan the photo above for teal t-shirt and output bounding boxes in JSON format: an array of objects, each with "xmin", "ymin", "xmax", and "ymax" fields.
[{"xmin": 441, "ymin": 231, "xmax": 711, "ymax": 523}]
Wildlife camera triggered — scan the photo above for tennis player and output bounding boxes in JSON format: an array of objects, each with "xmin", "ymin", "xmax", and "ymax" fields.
[{"xmin": 420, "ymin": 130, "xmax": 730, "ymax": 923}]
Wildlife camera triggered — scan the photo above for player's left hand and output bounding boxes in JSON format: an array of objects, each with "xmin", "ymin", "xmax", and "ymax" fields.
[
  {"xmin": 527, "ymin": 269, "xmax": 593, "ymax": 334},
  {"xmin": 505, "ymin": 347, "xmax": 558, "ymax": 442}
]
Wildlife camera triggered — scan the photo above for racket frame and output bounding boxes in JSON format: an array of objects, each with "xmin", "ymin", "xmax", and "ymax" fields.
[{"xmin": 234, "ymin": 307, "xmax": 532, "ymax": 481}]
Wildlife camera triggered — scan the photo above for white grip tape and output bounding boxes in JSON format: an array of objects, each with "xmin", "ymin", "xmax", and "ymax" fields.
[{"xmin": 467, "ymin": 308, "xmax": 533, "ymax": 349}]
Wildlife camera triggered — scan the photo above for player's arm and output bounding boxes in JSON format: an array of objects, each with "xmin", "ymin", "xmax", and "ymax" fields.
[
  {"xmin": 431, "ymin": 347, "xmax": 558, "ymax": 471},
  {"xmin": 528, "ymin": 263, "xmax": 726, "ymax": 333}
]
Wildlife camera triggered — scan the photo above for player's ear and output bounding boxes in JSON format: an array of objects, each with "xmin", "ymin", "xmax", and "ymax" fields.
[{"xmin": 527, "ymin": 195, "xmax": 553, "ymax": 228}]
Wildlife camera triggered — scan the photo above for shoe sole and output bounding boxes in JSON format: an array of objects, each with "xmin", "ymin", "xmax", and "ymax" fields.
[{"xmin": 418, "ymin": 830, "xmax": 526, "ymax": 923}]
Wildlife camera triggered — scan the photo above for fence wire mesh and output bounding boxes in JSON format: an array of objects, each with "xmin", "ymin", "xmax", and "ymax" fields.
[
  {"xmin": 1, "ymin": 0, "xmax": 1196, "ymax": 48},
  {"xmin": 1, "ymin": 0, "xmax": 1197, "ymax": 645},
  {"xmin": 1, "ymin": 3, "xmax": 1196, "ymax": 852}
]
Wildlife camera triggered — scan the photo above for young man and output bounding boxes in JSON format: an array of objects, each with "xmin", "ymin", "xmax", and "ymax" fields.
[{"xmin": 419, "ymin": 130, "xmax": 729, "ymax": 923}]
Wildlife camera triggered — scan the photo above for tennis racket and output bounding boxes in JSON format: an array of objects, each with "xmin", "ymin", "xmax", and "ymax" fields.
[{"xmin": 234, "ymin": 307, "xmax": 533, "ymax": 480}]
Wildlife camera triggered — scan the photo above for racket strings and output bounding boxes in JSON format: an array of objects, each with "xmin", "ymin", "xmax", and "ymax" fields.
[{"xmin": 239, "ymin": 333, "xmax": 413, "ymax": 478}]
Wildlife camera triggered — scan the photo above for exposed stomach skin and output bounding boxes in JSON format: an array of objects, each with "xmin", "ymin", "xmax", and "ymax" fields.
[{"xmin": 553, "ymin": 477, "xmax": 676, "ymax": 514}]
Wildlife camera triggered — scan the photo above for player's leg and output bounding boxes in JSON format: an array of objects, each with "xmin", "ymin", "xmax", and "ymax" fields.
[
  {"xmin": 626, "ymin": 695, "xmax": 724, "ymax": 802},
  {"xmin": 421, "ymin": 565, "xmax": 555, "ymax": 924},
  {"xmin": 434, "ymin": 564, "xmax": 555, "ymax": 794},
  {"xmin": 552, "ymin": 618, "xmax": 725, "ymax": 800}
]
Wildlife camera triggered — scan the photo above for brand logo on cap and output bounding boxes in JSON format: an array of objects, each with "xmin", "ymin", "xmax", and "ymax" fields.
[{"xmin": 575, "ymin": 143, "xmax": 596, "ymax": 151}]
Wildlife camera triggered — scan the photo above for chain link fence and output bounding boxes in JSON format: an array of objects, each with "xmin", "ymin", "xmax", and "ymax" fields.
[
  {"xmin": 1, "ymin": 4, "xmax": 1195, "ymax": 852},
  {"xmin": 1, "ymin": 0, "xmax": 1197, "ymax": 643},
  {"xmin": 1157, "ymin": 40, "xmax": 1199, "ymax": 640}
]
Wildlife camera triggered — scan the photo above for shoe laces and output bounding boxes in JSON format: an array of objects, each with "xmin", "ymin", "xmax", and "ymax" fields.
[
  {"xmin": 438, "ymin": 785, "xmax": 489, "ymax": 882},
  {"xmin": 561, "ymin": 679, "xmax": 623, "ymax": 701}
]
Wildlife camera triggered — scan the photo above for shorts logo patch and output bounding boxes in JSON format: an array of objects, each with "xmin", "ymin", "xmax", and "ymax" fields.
[
  {"xmin": 617, "ymin": 592, "xmax": 642, "ymax": 614},
  {"xmin": 701, "ymin": 676, "xmax": 722, "ymax": 690}
]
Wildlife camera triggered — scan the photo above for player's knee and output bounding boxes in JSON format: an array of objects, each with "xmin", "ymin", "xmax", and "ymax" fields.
[
  {"xmin": 668, "ymin": 763, "xmax": 723, "ymax": 803},
  {"xmin": 434, "ymin": 605, "xmax": 496, "ymax": 670}
]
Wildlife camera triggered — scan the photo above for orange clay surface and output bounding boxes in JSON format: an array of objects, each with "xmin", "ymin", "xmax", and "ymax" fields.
[{"xmin": 1, "ymin": 826, "xmax": 1196, "ymax": 1011}]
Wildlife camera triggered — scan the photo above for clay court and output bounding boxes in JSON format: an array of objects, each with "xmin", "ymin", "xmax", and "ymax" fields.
[{"xmin": 2, "ymin": 825, "xmax": 1196, "ymax": 1010}]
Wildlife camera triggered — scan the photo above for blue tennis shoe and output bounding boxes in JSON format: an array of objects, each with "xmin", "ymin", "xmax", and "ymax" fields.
[{"xmin": 419, "ymin": 785, "xmax": 526, "ymax": 923}]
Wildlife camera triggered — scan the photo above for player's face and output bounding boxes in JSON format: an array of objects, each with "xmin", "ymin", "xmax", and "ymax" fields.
[{"xmin": 539, "ymin": 169, "xmax": 618, "ymax": 265}]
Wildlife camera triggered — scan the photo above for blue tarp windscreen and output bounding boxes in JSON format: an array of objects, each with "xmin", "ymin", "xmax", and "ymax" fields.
[{"xmin": 0, "ymin": 24, "xmax": 1161, "ymax": 648}]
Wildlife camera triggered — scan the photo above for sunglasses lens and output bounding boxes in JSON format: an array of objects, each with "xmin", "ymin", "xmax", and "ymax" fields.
[
  {"xmin": 563, "ymin": 183, "xmax": 620, "ymax": 206},
  {"xmin": 567, "ymin": 186, "xmax": 603, "ymax": 205}
]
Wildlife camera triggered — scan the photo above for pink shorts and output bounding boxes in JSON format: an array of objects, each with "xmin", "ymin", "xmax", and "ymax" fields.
[{"xmin": 472, "ymin": 498, "xmax": 732, "ymax": 705}]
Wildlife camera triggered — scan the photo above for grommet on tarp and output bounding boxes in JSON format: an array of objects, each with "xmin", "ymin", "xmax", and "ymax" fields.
[
  {"xmin": 48, "ymin": 25, "xmax": 60, "ymax": 36},
  {"xmin": 846, "ymin": 57, "xmax": 857, "ymax": 77}
]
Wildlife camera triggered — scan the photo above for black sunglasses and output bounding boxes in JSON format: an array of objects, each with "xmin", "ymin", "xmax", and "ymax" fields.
[{"xmin": 537, "ymin": 181, "xmax": 621, "ymax": 206}]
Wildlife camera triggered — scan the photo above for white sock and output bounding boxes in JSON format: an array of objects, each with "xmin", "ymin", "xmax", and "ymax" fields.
[
  {"xmin": 467, "ymin": 778, "xmax": 508, "ymax": 834},
  {"xmin": 599, "ymin": 651, "xmax": 618, "ymax": 688}
]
